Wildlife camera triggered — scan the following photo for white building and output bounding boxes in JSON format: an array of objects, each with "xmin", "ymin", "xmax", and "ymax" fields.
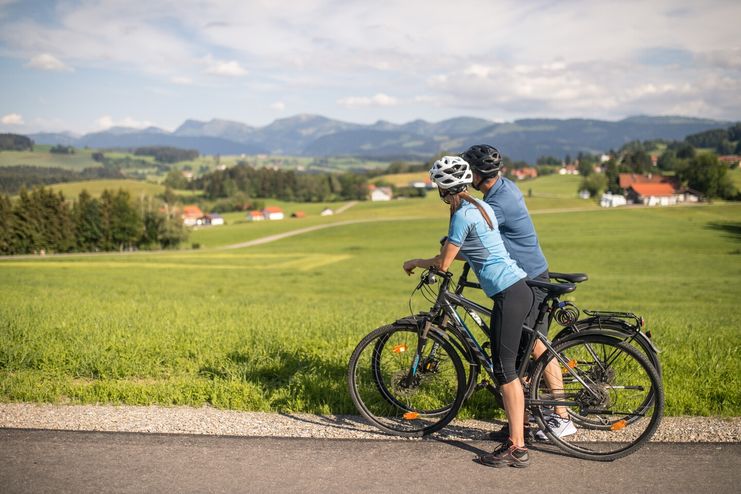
[
  {"xmin": 263, "ymin": 207, "xmax": 285, "ymax": 220},
  {"xmin": 600, "ymin": 193, "xmax": 627, "ymax": 208},
  {"xmin": 369, "ymin": 186, "xmax": 393, "ymax": 201}
]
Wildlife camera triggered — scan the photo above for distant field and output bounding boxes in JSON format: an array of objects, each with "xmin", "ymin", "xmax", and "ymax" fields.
[
  {"xmin": 1, "ymin": 200, "xmax": 739, "ymax": 418},
  {"xmin": 0, "ymin": 148, "xmax": 101, "ymax": 171},
  {"xmin": 45, "ymin": 179, "xmax": 166, "ymax": 198}
]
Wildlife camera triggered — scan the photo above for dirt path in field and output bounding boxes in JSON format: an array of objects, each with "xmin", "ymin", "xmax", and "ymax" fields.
[{"xmin": 220, "ymin": 217, "xmax": 416, "ymax": 250}]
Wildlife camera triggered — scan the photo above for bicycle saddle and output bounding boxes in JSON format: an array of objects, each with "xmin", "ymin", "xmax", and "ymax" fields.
[
  {"xmin": 549, "ymin": 272, "xmax": 589, "ymax": 283},
  {"xmin": 526, "ymin": 279, "xmax": 576, "ymax": 296}
]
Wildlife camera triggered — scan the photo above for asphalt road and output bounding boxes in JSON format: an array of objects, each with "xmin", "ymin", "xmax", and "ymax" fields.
[{"xmin": 1, "ymin": 429, "xmax": 739, "ymax": 494}]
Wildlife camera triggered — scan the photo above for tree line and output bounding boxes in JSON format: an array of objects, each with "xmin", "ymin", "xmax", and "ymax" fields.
[
  {"xmin": 0, "ymin": 187, "xmax": 188, "ymax": 255},
  {"xmin": 134, "ymin": 146, "xmax": 199, "ymax": 163},
  {"xmin": 0, "ymin": 133, "xmax": 33, "ymax": 151},
  {"xmin": 0, "ymin": 166, "xmax": 125, "ymax": 194},
  {"xmin": 190, "ymin": 163, "xmax": 369, "ymax": 202}
]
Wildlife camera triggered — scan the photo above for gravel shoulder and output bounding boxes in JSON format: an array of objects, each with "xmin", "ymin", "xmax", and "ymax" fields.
[{"xmin": 1, "ymin": 403, "xmax": 738, "ymax": 442}]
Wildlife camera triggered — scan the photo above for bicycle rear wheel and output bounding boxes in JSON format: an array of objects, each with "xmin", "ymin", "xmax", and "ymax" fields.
[
  {"xmin": 529, "ymin": 334, "xmax": 663, "ymax": 461},
  {"xmin": 347, "ymin": 324, "xmax": 466, "ymax": 437}
]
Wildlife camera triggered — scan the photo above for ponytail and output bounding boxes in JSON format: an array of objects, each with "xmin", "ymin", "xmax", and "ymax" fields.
[{"xmin": 449, "ymin": 190, "xmax": 494, "ymax": 230}]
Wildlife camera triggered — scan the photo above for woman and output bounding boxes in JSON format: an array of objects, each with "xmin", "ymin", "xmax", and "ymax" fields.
[{"xmin": 403, "ymin": 156, "xmax": 534, "ymax": 468}]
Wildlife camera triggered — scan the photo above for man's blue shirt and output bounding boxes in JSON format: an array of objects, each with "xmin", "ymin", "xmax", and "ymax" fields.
[
  {"xmin": 483, "ymin": 177, "xmax": 548, "ymax": 278},
  {"xmin": 447, "ymin": 199, "xmax": 526, "ymax": 297}
]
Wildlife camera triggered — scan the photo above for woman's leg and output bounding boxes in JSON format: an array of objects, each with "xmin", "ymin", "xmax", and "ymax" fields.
[{"xmin": 490, "ymin": 279, "xmax": 534, "ymax": 448}]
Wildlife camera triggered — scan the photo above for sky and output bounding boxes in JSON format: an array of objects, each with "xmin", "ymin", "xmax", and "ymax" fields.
[{"xmin": 0, "ymin": 0, "xmax": 740, "ymax": 134}]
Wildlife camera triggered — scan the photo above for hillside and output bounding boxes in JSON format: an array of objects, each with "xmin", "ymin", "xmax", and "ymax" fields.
[{"xmin": 29, "ymin": 115, "xmax": 733, "ymax": 162}]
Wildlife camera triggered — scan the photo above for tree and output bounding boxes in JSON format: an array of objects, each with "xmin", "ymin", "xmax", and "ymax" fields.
[
  {"xmin": 73, "ymin": 190, "xmax": 103, "ymax": 251},
  {"xmin": 579, "ymin": 173, "xmax": 608, "ymax": 198},
  {"xmin": 0, "ymin": 193, "xmax": 14, "ymax": 254},
  {"xmin": 678, "ymin": 153, "xmax": 735, "ymax": 199},
  {"xmin": 100, "ymin": 190, "xmax": 143, "ymax": 251},
  {"xmin": 603, "ymin": 159, "xmax": 620, "ymax": 193},
  {"xmin": 163, "ymin": 168, "xmax": 188, "ymax": 190}
]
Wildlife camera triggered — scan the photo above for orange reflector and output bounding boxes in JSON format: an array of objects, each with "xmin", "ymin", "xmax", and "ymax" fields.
[
  {"xmin": 610, "ymin": 420, "xmax": 627, "ymax": 431},
  {"xmin": 392, "ymin": 344, "xmax": 408, "ymax": 353},
  {"xmin": 568, "ymin": 359, "xmax": 577, "ymax": 369},
  {"xmin": 403, "ymin": 412, "xmax": 419, "ymax": 420}
]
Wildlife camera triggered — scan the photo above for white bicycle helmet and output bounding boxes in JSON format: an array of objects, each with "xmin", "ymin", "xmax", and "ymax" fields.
[{"xmin": 430, "ymin": 155, "xmax": 473, "ymax": 193}]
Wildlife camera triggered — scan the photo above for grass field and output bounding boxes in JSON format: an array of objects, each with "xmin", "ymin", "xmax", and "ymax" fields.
[
  {"xmin": 1, "ymin": 191, "xmax": 739, "ymax": 418},
  {"xmin": 45, "ymin": 179, "xmax": 166, "ymax": 199},
  {"xmin": 0, "ymin": 148, "xmax": 101, "ymax": 171}
]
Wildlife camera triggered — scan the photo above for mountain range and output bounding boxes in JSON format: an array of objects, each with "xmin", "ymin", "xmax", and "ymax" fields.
[{"xmin": 30, "ymin": 114, "xmax": 732, "ymax": 163}]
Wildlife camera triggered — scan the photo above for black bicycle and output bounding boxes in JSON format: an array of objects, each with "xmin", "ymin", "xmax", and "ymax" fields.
[
  {"xmin": 347, "ymin": 267, "xmax": 664, "ymax": 461},
  {"xmin": 452, "ymin": 263, "xmax": 662, "ymax": 430}
]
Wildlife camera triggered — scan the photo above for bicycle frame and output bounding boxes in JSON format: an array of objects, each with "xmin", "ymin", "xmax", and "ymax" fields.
[{"xmin": 415, "ymin": 269, "xmax": 599, "ymax": 409}]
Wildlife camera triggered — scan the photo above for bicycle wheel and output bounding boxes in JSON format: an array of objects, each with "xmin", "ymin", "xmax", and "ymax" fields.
[
  {"xmin": 554, "ymin": 320, "xmax": 661, "ymax": 375},
  {"xmin": 348, "ymin": 324, "xmax": 466, "ymax": 437},
  {"xmin": 529, "ymin": 334, "xmax": 663, "ymax": 461}
]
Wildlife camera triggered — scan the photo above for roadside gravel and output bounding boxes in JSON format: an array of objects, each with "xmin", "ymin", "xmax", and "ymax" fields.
[{"xmin": 1, "ymin": 403, "xmax": 739, "ymax": 442}]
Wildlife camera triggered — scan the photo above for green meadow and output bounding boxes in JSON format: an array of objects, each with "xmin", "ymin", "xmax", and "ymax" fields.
[
  {"xmin": 0, "ymin": 147, "xmax": 101, "ymax": 171},
  {"xmin": 0, "ymin": 183, "xmax": 739, "ymax": 417}
]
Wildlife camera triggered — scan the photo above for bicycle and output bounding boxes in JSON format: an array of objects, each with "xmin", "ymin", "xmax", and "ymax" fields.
[
  {"xmin": 455, "ymin": 262, "xmax": 661, "ymax": 377},
  {"xmin": 347, "ymin": 267, "xmax": 664, "ymax": 461}
]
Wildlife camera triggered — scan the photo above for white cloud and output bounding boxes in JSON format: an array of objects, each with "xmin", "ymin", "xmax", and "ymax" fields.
[
  {"xmin": 337, "ymin": 93, "xmax": 398, "ymax": 109},
  {"xmin": 270, "ymin": 101, "xmax": 286, "ymax": 111},
  {"xmin": 1, "ymin": 113, "xmax": 23, "ymax": 125},
  {"xmin": 206, "ymin": 60, "xmax": 247, "ymax": 77},
  {"xmin": 26, "ymin": 53, "xmax": 73, "ymax": 71},
  {"xmin": 170, "ymin": 76, "xmax": 192, "ymax": 85},
  {"xmin": 95, "ymin": 115, "xmax": 155, "ymax": 129}
]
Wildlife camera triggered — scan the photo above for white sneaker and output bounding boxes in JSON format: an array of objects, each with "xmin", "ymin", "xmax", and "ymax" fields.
[{"xmin": 535, "ymin": 415, "xmax": 577, "ymax": 441}]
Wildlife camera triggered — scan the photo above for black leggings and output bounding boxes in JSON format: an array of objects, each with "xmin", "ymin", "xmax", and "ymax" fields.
[{"xmin": 490, "ymin": 279, "xmax": 534, "ymax": 385}]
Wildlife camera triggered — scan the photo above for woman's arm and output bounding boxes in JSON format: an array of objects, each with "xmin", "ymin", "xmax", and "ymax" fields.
[{"xmin": 403, "ymin": 241, "xmax": 462, "ymax": 275}]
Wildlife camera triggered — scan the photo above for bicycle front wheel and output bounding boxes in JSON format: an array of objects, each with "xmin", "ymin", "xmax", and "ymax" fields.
[
  {"xmin": 529, "ymin": 334, "xmax": 664, "ymax": 461},
  {"xmin": 347, "ymin": 324, "xmax": 466, "ymax": 437}
]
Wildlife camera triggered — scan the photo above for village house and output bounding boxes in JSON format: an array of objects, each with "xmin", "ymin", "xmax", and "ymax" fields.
[
  {"xmin": 320, "ymin": 208, "xmax": 334, "ymax": 216},
  {"xmin": 719, "ymin": 155, "xmax": 741, "ymax": 167},
  {"xmin": 291, "ymin": 211, "xmax": 306, "ymax": 218},
  {"xmin": 182, "ymin": 205, "xmax": 204, "ymax": 226},
  {"xmin": 368, "ymin": 184, "xmax": 393, "ymax": 201},
  {"xmin": 247, "ymin": 211, "xmax": 265, "ymax": 221},
  {"xmin": 511, "ymin": 167, "xmax": 538, "ymax": 180},
  {"xmin": 626, "ymin": 183, "xmax": 681, "ymax": 206},
  {"xmin": 600, "ymin": 192, "xmax": 627, "ymax": 208},
  {"xmin": 618, "ymin": 173, "xmax": 678, "ymax": 190},
  {"xmin": 558, "ymin": 164, "xmax": 579, "ymax": 175},
  {"xmin": 197, "ymin": 213, "xmax": 224, "ymax": 226},
  {"xmin": 263, "ymin": 206, "xmax": 285, "ymax": 220}
]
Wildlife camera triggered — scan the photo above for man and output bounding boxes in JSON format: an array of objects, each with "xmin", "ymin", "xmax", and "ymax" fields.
[{"xmin": 461, "ymin": 144, "xmax": 576, "ymax": 440}]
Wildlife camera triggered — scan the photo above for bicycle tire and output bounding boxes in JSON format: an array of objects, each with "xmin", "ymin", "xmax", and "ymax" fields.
[
  {"xmin": 554, "ymin": 320, "xmax": 661, "ymax": 429},
  {"xmin": 529, "ymin": 334, "xmax": 664, "ymax": 461},
  {"xmin": 347, "ymin": 324, "xmax": 467, "ymax": 437},
  {"xmin": 554, "ymin": 319, "xmax": 661, "ymax": 375}
]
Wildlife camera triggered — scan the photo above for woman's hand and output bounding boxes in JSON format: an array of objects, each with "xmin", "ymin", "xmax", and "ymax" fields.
[{"xmin": 403, "ymin": 259, "xmax": 418, "ymax": 276}]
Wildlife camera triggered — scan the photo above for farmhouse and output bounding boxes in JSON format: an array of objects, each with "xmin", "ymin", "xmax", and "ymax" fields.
[
  {"xmin": 558, "ymin": 164, "xmax": 579, "ymax": 175},
  {"xmin": 292, "ymin": 211, "xmax": 306, "ymax": 218},
  {"xmin": 320, "ymin": 208, "xmax": 334, "ymax": 216},
  {"xmin": 247, "ymin": 211, "xmax": 265, "ymax": 221},
  {"xmin": 511, "ymin": 167, "xmax": 538, "ymax": 180},
  {"xmin": 263, "ymin": 206, "xmax": 285, "ymax": 220},
  {"xmin": 619, "ymin": 173, "xmax": 678, "ymax": 190},
  {"xmin": 182, "ymin": 205, "xmax": 204, "ymax": 226},
  {"xmin": 600, "ymin": 192, "xmax": 627, "ymax": 208},
  {"xmin": 197, "ymin": 213, "xmax": 224, "ymax": 226},
  {"xmin": 627, "ymin": 183, "xmax": 680, "ymax": 206},
  {"xmin": 369, "ymin": 185, "xmax": 393, "ymax": 201}
]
